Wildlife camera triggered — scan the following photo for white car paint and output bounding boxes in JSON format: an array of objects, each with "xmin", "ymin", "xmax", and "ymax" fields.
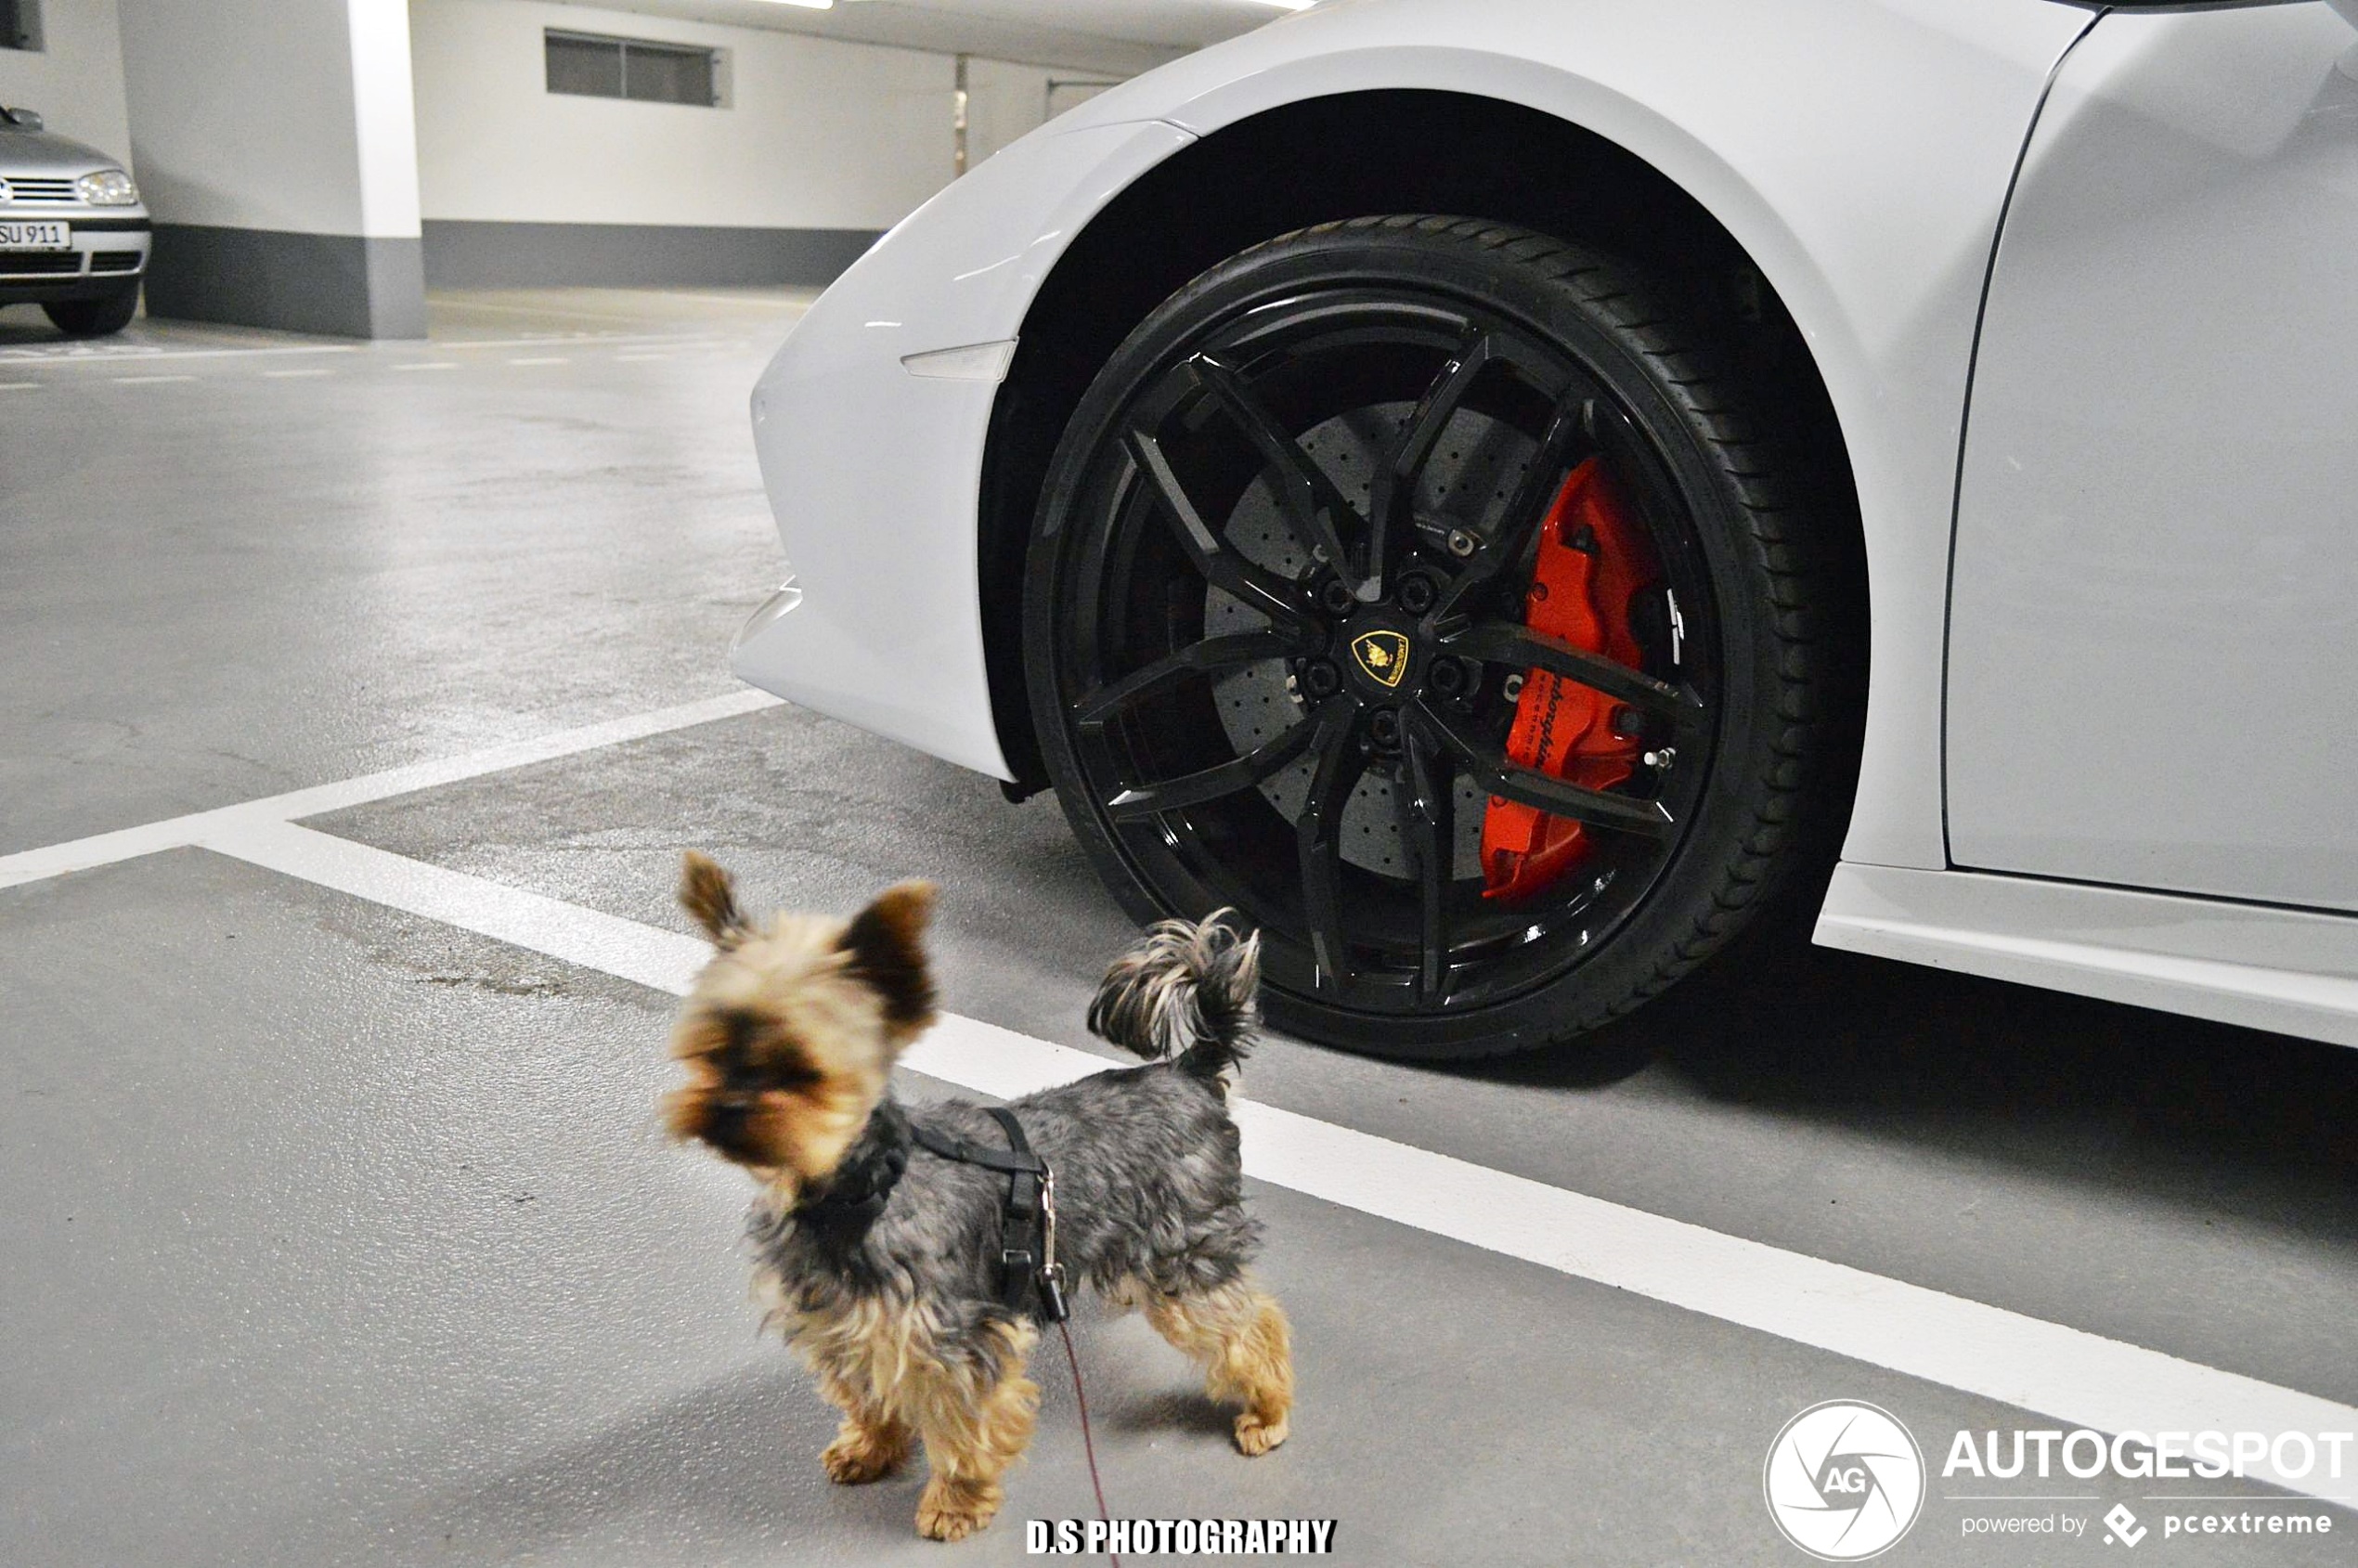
[
  {"xmin": 1947, "ymin": 2, "xmax": 2358, "ymax": 913},
  {"xmin": 736, "ymin": 0, "xmax": 2358, "ymax": 1050}
]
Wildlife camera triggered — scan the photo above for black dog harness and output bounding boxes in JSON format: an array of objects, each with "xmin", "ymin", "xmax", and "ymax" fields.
[
  {"xmin": 791, "ymin": 1102, "xmax": 1068, "ymax": 1323},
  {"xmin": 911, "ymin": 1108, "xmax": 1069, "ymax": 1323}
]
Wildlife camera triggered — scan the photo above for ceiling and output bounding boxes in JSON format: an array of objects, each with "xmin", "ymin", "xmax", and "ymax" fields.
[{"xmin": 537, "ymin": 0, "xmax": 1301, "ymax": 76}]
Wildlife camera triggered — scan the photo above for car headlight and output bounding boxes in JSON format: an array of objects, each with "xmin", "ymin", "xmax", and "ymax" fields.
[{"xmin": 75, "ymin": 169, "xmax": 138, "ymax": 206}]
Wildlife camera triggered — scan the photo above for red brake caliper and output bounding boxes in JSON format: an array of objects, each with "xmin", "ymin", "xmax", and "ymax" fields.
[{"xmin": 1480, "ymin": 456, "xmax": 1658, "ymax": 901}]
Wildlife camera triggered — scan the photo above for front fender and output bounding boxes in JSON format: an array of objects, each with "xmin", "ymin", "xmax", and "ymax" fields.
[
  {"xmin": 1048, "ymin": 0, "xmax": 2092, "ymax": 870},
  {"xmin": 736, "ymin": 119, "xmax": 1194, "ymax": 778},
  {"xmin": 742, "ymin": 0, "xmax": 2089, "ymax": 866}
]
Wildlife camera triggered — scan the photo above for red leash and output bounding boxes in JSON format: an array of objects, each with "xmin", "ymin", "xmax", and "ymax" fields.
[{"xmin": 1055, "ymin": 1316, "xmax": 1121, "ymax": 1568}]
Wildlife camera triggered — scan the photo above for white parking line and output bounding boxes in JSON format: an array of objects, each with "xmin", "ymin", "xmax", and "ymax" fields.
[
  {"xmin": 0, "ymin": 343, "xmax": 359, "ymax": 366},
  {"xmin": 0, "ymin": 688, "xmax": 782, "ymax": 891},
  {"xmin": 111, "ymin": 374, "xmax": 197, "ymax": 385},
  {"xmin": 180, "ymin": 818, "xmax": 2358, "ymax": 1505},
  {"xmin": 435, "ymin": 332, "xmax": 729, "ymax": 352},
  {"xmin": 0, "ymin": 381, "xmax": 37, "ymax": 391},
  {"xmin": 392, "ymin": 361, "xmax": 460, "ymax": 372},
  {"xmin": 506, "ymin": 356, "xmax": 569, "ymax": 366},
  {"xmin": 261, "ymin": 368, "xmax": 332, "ymax": 379}
]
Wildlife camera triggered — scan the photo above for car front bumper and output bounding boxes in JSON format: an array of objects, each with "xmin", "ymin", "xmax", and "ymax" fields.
[
  {"xmin": 730, "ymin": 119, "xmax": 1194, "ymax": 782},
  {"xmin": 0, "ymin": 213, "xmax": 149, "ymax": 303}
]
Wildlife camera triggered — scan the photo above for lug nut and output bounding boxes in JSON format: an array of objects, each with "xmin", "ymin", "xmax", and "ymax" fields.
[
  {"xmin": 1319, "ymin": 579, "xmax": 1356, "ymax": 615},
  {"xmin": 1397, "ymin": 575, "xmax": 1437, "ymax": 615},
  {"xmin": 1302, "ymin": 659, "xmax": 1341, "ymax": 699},
  {"xmin": 1427, "ymin": 658, "xmax": 1466, "ymax": 697},
  {"xmin": 1367, "ymin": 708, "xmax": 1401, "ymax": 747}
]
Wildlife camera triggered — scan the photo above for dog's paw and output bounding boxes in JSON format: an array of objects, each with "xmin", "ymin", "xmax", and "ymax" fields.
[
  {"xmin": 1233, "ymin": 1409, "xmax": 1289, "ymax": 1456},
  {"xmin": 822, "ymin": 1430, "xmax": 907, "ymax": 1484},
  {"xmin": 916, "ymin": 1478, "xmax": 1001, "ymax": 1541}
]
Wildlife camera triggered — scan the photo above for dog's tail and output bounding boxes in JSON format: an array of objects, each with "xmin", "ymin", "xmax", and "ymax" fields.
[{"xmin": 1087, "ymin": 913, "xmax": 1261, "ymax": 1081}]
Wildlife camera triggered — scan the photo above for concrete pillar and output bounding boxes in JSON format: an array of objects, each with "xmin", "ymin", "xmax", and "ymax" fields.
[{"xmin": 117, "ymin": 0, "xmax": 425, "ymax": 338}]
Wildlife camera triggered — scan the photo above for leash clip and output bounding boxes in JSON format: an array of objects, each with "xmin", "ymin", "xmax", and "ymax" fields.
[{"xmin": 1038, "ymin": 1167, "xmax": 1070, "ymax": 1323}]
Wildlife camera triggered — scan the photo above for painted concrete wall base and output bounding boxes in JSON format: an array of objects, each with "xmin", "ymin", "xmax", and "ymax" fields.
[
  {"xmin": 421, "ymin": 221, "xmax": 882, "ymax": 288},
  {"xmin": 145, "ymin": 227, "xmax": 428, "ymax": 339}
]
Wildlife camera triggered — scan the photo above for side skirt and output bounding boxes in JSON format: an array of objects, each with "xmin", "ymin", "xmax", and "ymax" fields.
[{"xmin": 1815, "ymin": 863, "xmax": 2358, "ymax": 1050}]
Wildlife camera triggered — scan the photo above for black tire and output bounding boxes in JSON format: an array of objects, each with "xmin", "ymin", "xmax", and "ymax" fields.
[
  {"xmin": 45, "ymin": 285, "xmax": 140, "ymax": 338},
  {"xmin": 1024, "ymin": 215, "xmax": 1846, "ymax": 1059}
]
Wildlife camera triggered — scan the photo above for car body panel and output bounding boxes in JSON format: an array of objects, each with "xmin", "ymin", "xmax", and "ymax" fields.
[
  {"xmin": 1817, "ymin": 862, "xmax": 2358, "ymax": 1050},
  {"xmin": 0, "ymin": 121, "xmax": 127, "ymax": 177},
  {"xmin": 734, "ymin": 120, "xmax": 1195, "ymax": 776},
  {"xmin": 1947, "ymin": 2, "xmax": 2358, "ymax": 913}
]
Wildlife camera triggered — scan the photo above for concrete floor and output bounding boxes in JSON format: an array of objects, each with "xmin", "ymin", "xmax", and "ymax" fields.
[{"xmin": 4, "ymin": 290, "xmax": 2355, "ymax": 1566}]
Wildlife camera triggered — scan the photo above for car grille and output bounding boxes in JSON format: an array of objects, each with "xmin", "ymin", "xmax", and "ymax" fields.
[
  {"xmin": 0, "ymin": 253, "xmax": 84, "ymax": 275},
  {"xmin": 90, "ymin": 250, "xmax": 141, "ymax": 272},
  {"xmin": 1, "ymin": 177, "xmax": 79, "ymax": 204}
]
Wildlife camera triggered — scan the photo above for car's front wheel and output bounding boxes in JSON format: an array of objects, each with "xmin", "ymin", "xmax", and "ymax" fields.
[
  {"xmin": 45, "ymin": 284, "xmax": 140, "ymax": 338},
  {"xmin": 1025, "ymin": 216, "xmax": 1848, "ymax": 1059}
]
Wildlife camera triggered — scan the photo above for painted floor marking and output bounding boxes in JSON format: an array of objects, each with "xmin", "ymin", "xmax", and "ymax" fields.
[
  {"xmin": 193, "ymin": 817, "xmax": 2358, "ymax": 1503},
  {"xmin": 0, "ymin": 689, "xmax": 781, "ymax": 892},
  {"xmin": 434, "ymin": 332, "xmax": 730, "ymax": 352},
  {"xmin": 430, "ymin": 297, "xmax": 722, "ymax": 328},
  {"xmin": 0, "ymin": 332, "xmax": 737, "ymax": 371},
  {"xmin": 110, "ymin": 373, "xmax": 197, "ymax": 384},
  {"xmin": 0, "ymin": 342, "xmax": 360, "ymax": 365}
]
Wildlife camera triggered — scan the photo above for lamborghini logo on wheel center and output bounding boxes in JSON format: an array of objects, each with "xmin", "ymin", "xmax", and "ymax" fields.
[{"xmin": 1350, "ymin": 629, "xmax": 1411, "ymax": 689}]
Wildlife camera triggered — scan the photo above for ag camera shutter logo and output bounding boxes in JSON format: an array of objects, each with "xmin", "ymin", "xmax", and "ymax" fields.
[{"xmin": 1764, "ymin": 1400, "xmax": 1926, "ymax": 1560}]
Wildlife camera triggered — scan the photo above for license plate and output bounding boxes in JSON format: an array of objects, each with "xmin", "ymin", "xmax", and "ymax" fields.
[{"xmin": 0, "ymin": 221, "xmax": 71, "ymax": 251}]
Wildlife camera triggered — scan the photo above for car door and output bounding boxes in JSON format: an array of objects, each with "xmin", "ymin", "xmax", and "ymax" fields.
[{"xmin": 1946, "ymin": 0, "xmax": 2358, "ymax": 913}]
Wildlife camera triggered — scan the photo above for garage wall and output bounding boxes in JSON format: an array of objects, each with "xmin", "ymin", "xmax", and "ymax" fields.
[
  {"xmin": 0, "ymin": 0, "xmax": 133, "ymax": 166},
  {"xmin": 965, "ymin": 58, "xmax": 1119, "ymax": 168},
  {"xmin": 411, "ymin": 0, "xmax": 930, "ymax": 286},
  {"xmin": 408, "ymin": 0, "xmax": 1113, "ymax": 288}
]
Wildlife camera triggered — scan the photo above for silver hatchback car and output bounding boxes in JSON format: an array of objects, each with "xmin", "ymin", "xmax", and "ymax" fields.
[{"xmin": 0, "ymin": 105, "xmax": 149, "ymax": 337}]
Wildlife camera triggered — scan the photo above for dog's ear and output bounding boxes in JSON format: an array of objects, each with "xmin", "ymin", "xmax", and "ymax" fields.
[
  {"xmin": 839, "ymin": 881, "xmax": 937, "ymax": 1037},
  {"xmin": 679, "ymin": 851, "xmax": 751, "ymax": 949}
]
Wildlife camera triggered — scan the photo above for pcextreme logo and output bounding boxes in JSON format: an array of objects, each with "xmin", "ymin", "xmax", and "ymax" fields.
[{"xmin": 1765, "ymin": 1401, "xmax": 1928, "ymax": 1561}]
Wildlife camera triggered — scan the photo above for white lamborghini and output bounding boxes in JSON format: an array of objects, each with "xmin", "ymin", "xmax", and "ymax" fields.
[{"xmin": 733, "ymin": 0, "xmax": 2358, "ymax": 1057}]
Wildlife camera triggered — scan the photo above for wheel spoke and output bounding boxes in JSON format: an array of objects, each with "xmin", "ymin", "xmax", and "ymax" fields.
[
  {"xmin": 1395, "ymin": 712, "xmax": 1457, "ymax": 1001},
  {"xmin": 1072, "ymin": 629, "xmax": 1308, "ymax": 727},
  {"xmin": 1106, "ymin": 706, "xmax": 1327, "ymax": 820},
  {"xmin": 1191, "ymin": 353, "xmax": 1372, "ymax": 600},
  {"xmin": 1292, "ymin": 699, "xmax": 1366, "ymax": 989},
  {"xmin": 1432, "ymin": 377, "xmax": 1595, "ymax": 624},
  {"xmin": 1126, "ymin": 430, "xmax": 1314, "ymax": 630},
  {"xmin": 1367, "ymin": 334, "xmax": 1494, "ymax": 593},
  {"xmin": 1417, "ymin": 698, "xmax": 1675, "ymax": 838},
  {"xmin": 1441, "ymin": 620, "xmax": 1704, "ymax": 726}
]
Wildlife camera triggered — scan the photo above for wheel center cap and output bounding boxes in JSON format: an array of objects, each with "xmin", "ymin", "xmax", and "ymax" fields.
[{"xmin": 1343, "ymin": 623, "xmax": 1416, "ymax": 694}]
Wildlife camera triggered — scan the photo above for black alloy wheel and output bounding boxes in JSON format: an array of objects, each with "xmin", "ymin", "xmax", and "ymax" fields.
[{"xmin": 1025, "ymin": 216, "xmax": 1844, "ymax": 1059}]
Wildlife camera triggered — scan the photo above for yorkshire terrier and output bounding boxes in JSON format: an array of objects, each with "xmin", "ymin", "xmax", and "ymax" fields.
[{"xmin": 663, "ymin": 853, "xmax": 1294, "ymax": 1542}]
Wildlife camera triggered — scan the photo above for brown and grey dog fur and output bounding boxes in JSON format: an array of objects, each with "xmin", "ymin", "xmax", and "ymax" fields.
[{"xmin": 664, "ymin": 853, "xmax": 1293, "ymax": 1542}]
